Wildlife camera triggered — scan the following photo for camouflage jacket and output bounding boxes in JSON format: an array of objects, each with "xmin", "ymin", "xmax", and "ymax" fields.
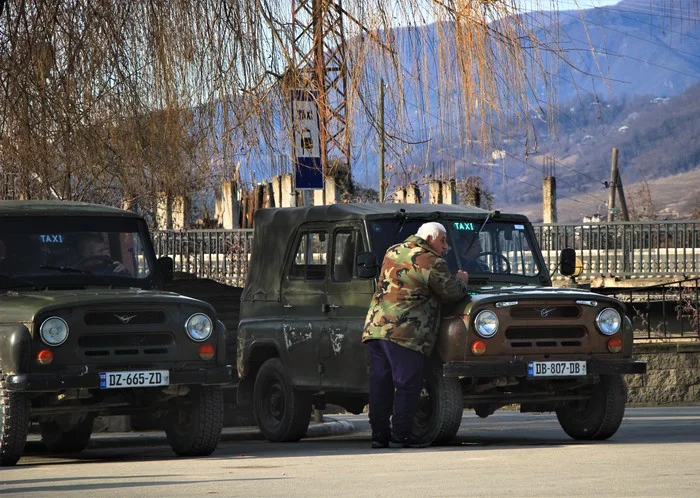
[{"xmin": 362, "ymin": 234, "xmax": 468, "ymax": 355}]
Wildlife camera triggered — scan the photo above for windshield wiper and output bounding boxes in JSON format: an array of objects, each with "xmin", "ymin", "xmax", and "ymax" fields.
[
  {"xmin": 0, "ymin": 274, "xmax": 39, "ymax": 289},
  {"xmin": 39, "ymin": 265, "xmax": 91, "ymax": 274}
]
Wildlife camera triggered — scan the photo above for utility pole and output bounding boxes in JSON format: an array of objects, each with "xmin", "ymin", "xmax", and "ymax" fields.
[
  {"xmin": 607, "ymin": 148, "xmax": 619, "ymax": 222},
  {"xmin": 379, "ymin": 78, "xmax": 385, "ymax": 202},
  {"xmin": 615, "ymin": 159, "xmax": 630, "ymax": 221},
  {"xmin": 542, "ymin": 156, "xmax": 557, "ymax": 223}
]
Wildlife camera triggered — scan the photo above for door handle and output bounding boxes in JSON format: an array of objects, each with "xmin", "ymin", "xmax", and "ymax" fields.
[
  {"xmin": 328, "ymin": 304, "xmax": 341, "ymax": 309},
  {"xmin": 283, "ymin": 304, "xmax": 293, "ymax": 308}
]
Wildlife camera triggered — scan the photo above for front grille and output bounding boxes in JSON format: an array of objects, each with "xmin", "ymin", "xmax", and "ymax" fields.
[
  {"xmin": 78, "ymin": 332, "xmax": 174, "ymax": 357},
  {"xmin": 510, "ymin": 305, "xmax": 580, "ymax": 319},
  {"xmin": 84, "ymin": 311, "xmax": 166, "ymax": 326},
  {"xmin": 505, "ymin": 326, "xmax": 586, "ymax": 348}
]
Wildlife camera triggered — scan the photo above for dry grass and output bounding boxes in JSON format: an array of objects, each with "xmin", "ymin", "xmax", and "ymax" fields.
[{"xmin": 508, "ymin": 168, "xmax": 700, "ymax": 222}]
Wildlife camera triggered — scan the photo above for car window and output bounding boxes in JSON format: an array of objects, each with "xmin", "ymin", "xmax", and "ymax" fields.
[
  {"xmin": 0, "ymin": 217, "xmax": 153, "ymax": 285},
  {"xmin": 332, "ymin": 230, "xmax": 364, "ymax": 282},
  {"xmin": 289, "ymin": 230, "xmax": 328, "ymax": 280}
]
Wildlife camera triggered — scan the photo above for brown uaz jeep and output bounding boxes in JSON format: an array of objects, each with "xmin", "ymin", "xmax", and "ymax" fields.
[
  {"xmin": 0, "ymin": 201, "xmax": 232, "ymax": 466},
  {"xmin": 236, "ymin": 203, "xmax": 646, "ymax": 444}
]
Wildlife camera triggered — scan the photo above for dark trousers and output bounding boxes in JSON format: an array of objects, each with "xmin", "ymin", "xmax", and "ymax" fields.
[{"xmin": 366, "ymin": 339, "xmax": 425, "ymax": 439}]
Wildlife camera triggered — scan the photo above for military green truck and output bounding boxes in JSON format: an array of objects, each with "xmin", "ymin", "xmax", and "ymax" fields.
[
  {"xmin": 0, "ymin": 201, "xmax": 232, "ymax": 466},
  {"xmin": 236, "ymin": 203, "xmax": 646, "ymax": 444}
]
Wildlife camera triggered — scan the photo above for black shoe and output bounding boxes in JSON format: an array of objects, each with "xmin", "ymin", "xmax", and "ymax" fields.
[
  {"xmin": 371, "ymin": 432, "xmax": 389, "ymax": 449},
  {"xmin": 388, "ymin": 434, "xmax": 431, "ymax": 449},
  {"xmin": 371, "ymin": 438, "xmax": 389, "ymax": 449}
]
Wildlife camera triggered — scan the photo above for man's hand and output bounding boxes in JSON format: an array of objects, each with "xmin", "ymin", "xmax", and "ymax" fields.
[{"xmin": 456, "ymin": 270, "xmax": 469, "ymax": 283}]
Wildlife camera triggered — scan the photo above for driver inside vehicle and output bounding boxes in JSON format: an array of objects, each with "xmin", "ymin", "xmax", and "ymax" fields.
[
  {"xmin": 457, "ymin": 232, "xmax": 490, "ymax": 273},
  {"xmin": 78, "ymin": 232, "xmax": 128, "ymax": 274}
]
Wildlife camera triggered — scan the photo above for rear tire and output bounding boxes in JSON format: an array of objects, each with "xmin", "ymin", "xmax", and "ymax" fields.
[
  {"xmin": 0, "ymin": 373, "xmax": 30, "ymax": 466},
  {"xmin": 165, "ymin": 385, "xmax": 224, "ymax": 456},
  {"xmin": 556, "ymin": 374, "xmax": 627, "ymax": 440},
  {"xmin": 253, "ymin": 358, "xmax": 311, "ymax": 442},
  {"xmin": 412, "ymin": 365, "xmax": 464, "ymax": 445},
  {"xmin": 40, "ymin": 414, "xmax": 94, "ymax": 453}
]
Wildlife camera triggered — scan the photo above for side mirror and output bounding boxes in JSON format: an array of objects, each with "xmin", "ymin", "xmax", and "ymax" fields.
[
  {"xmin": 158, "ymin": 256, "xmax": 174, "ymax": 284},
  {"xmin": 559, "ymin": 248, "xmax": 582, "ymax": 277},
  {"xmin": 356, "ymin": 251, "xmax": 379, "ymax": 279}
]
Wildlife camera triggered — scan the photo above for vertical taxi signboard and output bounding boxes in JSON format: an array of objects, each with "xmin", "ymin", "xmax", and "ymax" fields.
[{"xmin": 290, "ymin": 88, "xmax": 323, "ymax": 190}]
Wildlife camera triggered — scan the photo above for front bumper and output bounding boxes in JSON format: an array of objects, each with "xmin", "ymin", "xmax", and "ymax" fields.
[
  {"xmin": 5, "ymin": 365, "xmax": 233, "ymax": 392},
  {"xmin": 443, "ymin": 359, "xmax": 647, "ymax": 377}
]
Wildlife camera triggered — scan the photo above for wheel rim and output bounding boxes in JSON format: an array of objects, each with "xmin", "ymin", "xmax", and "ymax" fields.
[
  {"xmin": 413, "ymin": 384, "xmax": 433, "ymax": 435},
  {"xmin": 263, "ymin": 381, "xmax": 285, "ymax": 424}
]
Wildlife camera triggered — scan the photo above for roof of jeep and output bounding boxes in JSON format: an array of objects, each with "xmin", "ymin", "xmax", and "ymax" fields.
[
  {"xmin": 0, "ymin": 200, "xmax": 140, "ymax": 218},
  {"xmin": 244, "ymin": 203, "xmax": 526, "ymax": 302}
]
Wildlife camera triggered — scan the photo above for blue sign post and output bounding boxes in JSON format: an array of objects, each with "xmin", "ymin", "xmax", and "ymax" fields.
[{"xmin": 291, "ymin": 89, "xmax": 323, "ymax": 190}]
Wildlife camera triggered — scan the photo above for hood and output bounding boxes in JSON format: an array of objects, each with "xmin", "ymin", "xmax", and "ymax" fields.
[
  {"xmin": 467, "ymin": 284, "xmax": 621, "ymax": 306},
  {"xmin": 0, "ymin": 288, "xmax": 212, "ymax": 323}
]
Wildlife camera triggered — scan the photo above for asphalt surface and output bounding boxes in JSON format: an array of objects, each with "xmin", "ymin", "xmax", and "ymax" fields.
[
  {"xmin": 6, "ymin": 406, "xmax": 700, "ymax": 497},
  {"xmin": 23, "ymin": 415, "xmax": 357, "ymax": 453}
]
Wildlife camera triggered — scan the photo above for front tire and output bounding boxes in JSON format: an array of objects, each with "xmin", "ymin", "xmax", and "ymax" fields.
[
  {"xmin": 556, "ymin": 374, "xmax": 627, "ymax": 440},
  {"xmin": 0, "ymin": 373, "xmax": 30, "ymax": 467},
  {"xmin": 253, "ymin": 358, "xmax": 311, "ymax": 442},
  {"xmin": 40, "ymin": 414, "xmax": 94, "ymax": 453},
  {"xmin": 165, "ymin": 385, "xmax": 224, "ymax": 456},
  {"xmin": 413, "ymin": 365, "xmax": 464, "ymax": 445}
]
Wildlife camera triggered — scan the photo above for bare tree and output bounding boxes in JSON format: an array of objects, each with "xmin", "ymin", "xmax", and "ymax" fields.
[{"xmin": 0, "ymin": 1, "xmax": 585, "ymax": 221}]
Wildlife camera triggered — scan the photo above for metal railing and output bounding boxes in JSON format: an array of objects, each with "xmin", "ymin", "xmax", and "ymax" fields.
[
  {"xmin": 153, "ymin": 221, "xmax": 700, "ymax": 286},
  {"xmin": 534, "ymin": 221, "xmax": 700, "ymax": 280},
  {"xmin": 152, "ymin": 229, "xmax": 254, "ymax": 287},
  {"xmin": 152, "ymin": 222, "xmax": 700, "ymax": 342},
  {"xmin": 595, "ymin": 277, "xmax": 700, "ymax": 340}
]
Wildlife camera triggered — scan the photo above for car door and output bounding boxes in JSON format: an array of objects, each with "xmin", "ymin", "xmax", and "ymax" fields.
[
  {"xmin": 280, "ymin": 225, "xmax": 329, "ymax": 389},
  {"xmin": 321, "ymin": 225, "xmax": 375, "ymax": 391}
]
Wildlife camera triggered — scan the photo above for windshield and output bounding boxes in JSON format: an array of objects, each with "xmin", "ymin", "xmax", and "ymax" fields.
[
  {"xmin": 367, "ymin": 218, "xmax": 542, "ymax": 280},
  {"xmin": 0, "ymin": 216, "xmax": 154, "ymax": 289}
]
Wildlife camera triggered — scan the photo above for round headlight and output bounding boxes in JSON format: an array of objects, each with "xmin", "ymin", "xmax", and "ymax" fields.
[
  {"xmin": 596, "ymin": 307, "xmax": 621, "ymax": 336},
  {"xmin": 474, "ymin": 310, "xmax": 499, "ymax": 338},
  {"xmin": 185, "ymin": 313, "xmax": 213, "ymax": 342},
  {"xmin": 40, "ymin": 317, "xmax": 69, "ymax": 346}
]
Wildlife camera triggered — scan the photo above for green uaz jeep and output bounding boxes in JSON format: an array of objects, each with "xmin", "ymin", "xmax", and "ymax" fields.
[
  {"xmin": 0, "ymin": 201, "xmax": 232, "ymax": 466},
  {"xmin": 236, "ymin": 203, "xmax": 646, "ymax": 444}
]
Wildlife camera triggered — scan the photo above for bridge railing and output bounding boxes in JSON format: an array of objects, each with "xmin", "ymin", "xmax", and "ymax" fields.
[
  {"xmin": 152, "ymin": 229, "xmax": 254, "ymax": 287},
  {"xmin": 534, "ymin": 221, "xmax": 700, "ymax": 280},
  {"xmin": 595, "ymin": 277, "xmax": 700, "ymax": 341},
  {"xmin": 152, "ymin": 221, "xmax": 700, "ymax": 286}
]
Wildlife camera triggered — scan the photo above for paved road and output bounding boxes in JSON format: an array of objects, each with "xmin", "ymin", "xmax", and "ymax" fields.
[{"xmin": 2, "ymin": 406, "xmax": 700, "ymax": 497}]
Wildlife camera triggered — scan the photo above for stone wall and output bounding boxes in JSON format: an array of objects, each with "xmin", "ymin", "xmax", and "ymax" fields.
[{"xmin": 627, "ymin": 342, "xmax": 700, "ymax": 405}]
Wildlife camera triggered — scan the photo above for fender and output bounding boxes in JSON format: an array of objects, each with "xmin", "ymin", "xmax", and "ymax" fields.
[
  {"xmin": 236, "ymin": 340, "xmax": 280, "ymax": 407},
  {"xmin": 0, "ymin": 325, "xmax": 32, "ymax": 374}
]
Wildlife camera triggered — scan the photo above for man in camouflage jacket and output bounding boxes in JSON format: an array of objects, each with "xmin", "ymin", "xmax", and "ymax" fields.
[{"xmin": 362, "ymin": 222, "xmax": 469, "ymax": 448}]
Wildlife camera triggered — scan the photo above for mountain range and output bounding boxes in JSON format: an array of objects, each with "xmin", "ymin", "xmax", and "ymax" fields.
[{"xmin": 349, "ymin": 0, "xmax": 700, "ymax": 222}]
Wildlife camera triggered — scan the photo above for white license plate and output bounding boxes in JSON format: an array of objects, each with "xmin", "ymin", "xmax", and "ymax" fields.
[
  {"xmin": 527, "ymin": 361, "xmax": 587, "ymax": 377},
  {"xmin": 99, "ymin": 370, "xmax": 169, "ymax": 389}
]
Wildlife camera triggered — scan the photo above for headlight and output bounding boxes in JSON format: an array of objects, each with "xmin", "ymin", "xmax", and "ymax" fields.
[
  {"xmin": 40, "ymin": 317, "xmax": 69, "ymax": 346},
  {"xmin": 596, "ymin": 307, "xmax": 621, "ymax": 336},
  {"xmin": 474, "ymin": 310, "xmax": 499, "ymax": 338},
  {"xmin": 185, "ymin": 313, "xmax": 213, "ymax": 342}
]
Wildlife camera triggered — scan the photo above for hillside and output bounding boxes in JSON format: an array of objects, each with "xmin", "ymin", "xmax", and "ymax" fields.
[
  {"xmin": 350, "ymin": 0, "xmax": 700, "ymax": 220},
  {"xmin": 489, "ymin": 81, "xmax": 700, "ymax": 220}
]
